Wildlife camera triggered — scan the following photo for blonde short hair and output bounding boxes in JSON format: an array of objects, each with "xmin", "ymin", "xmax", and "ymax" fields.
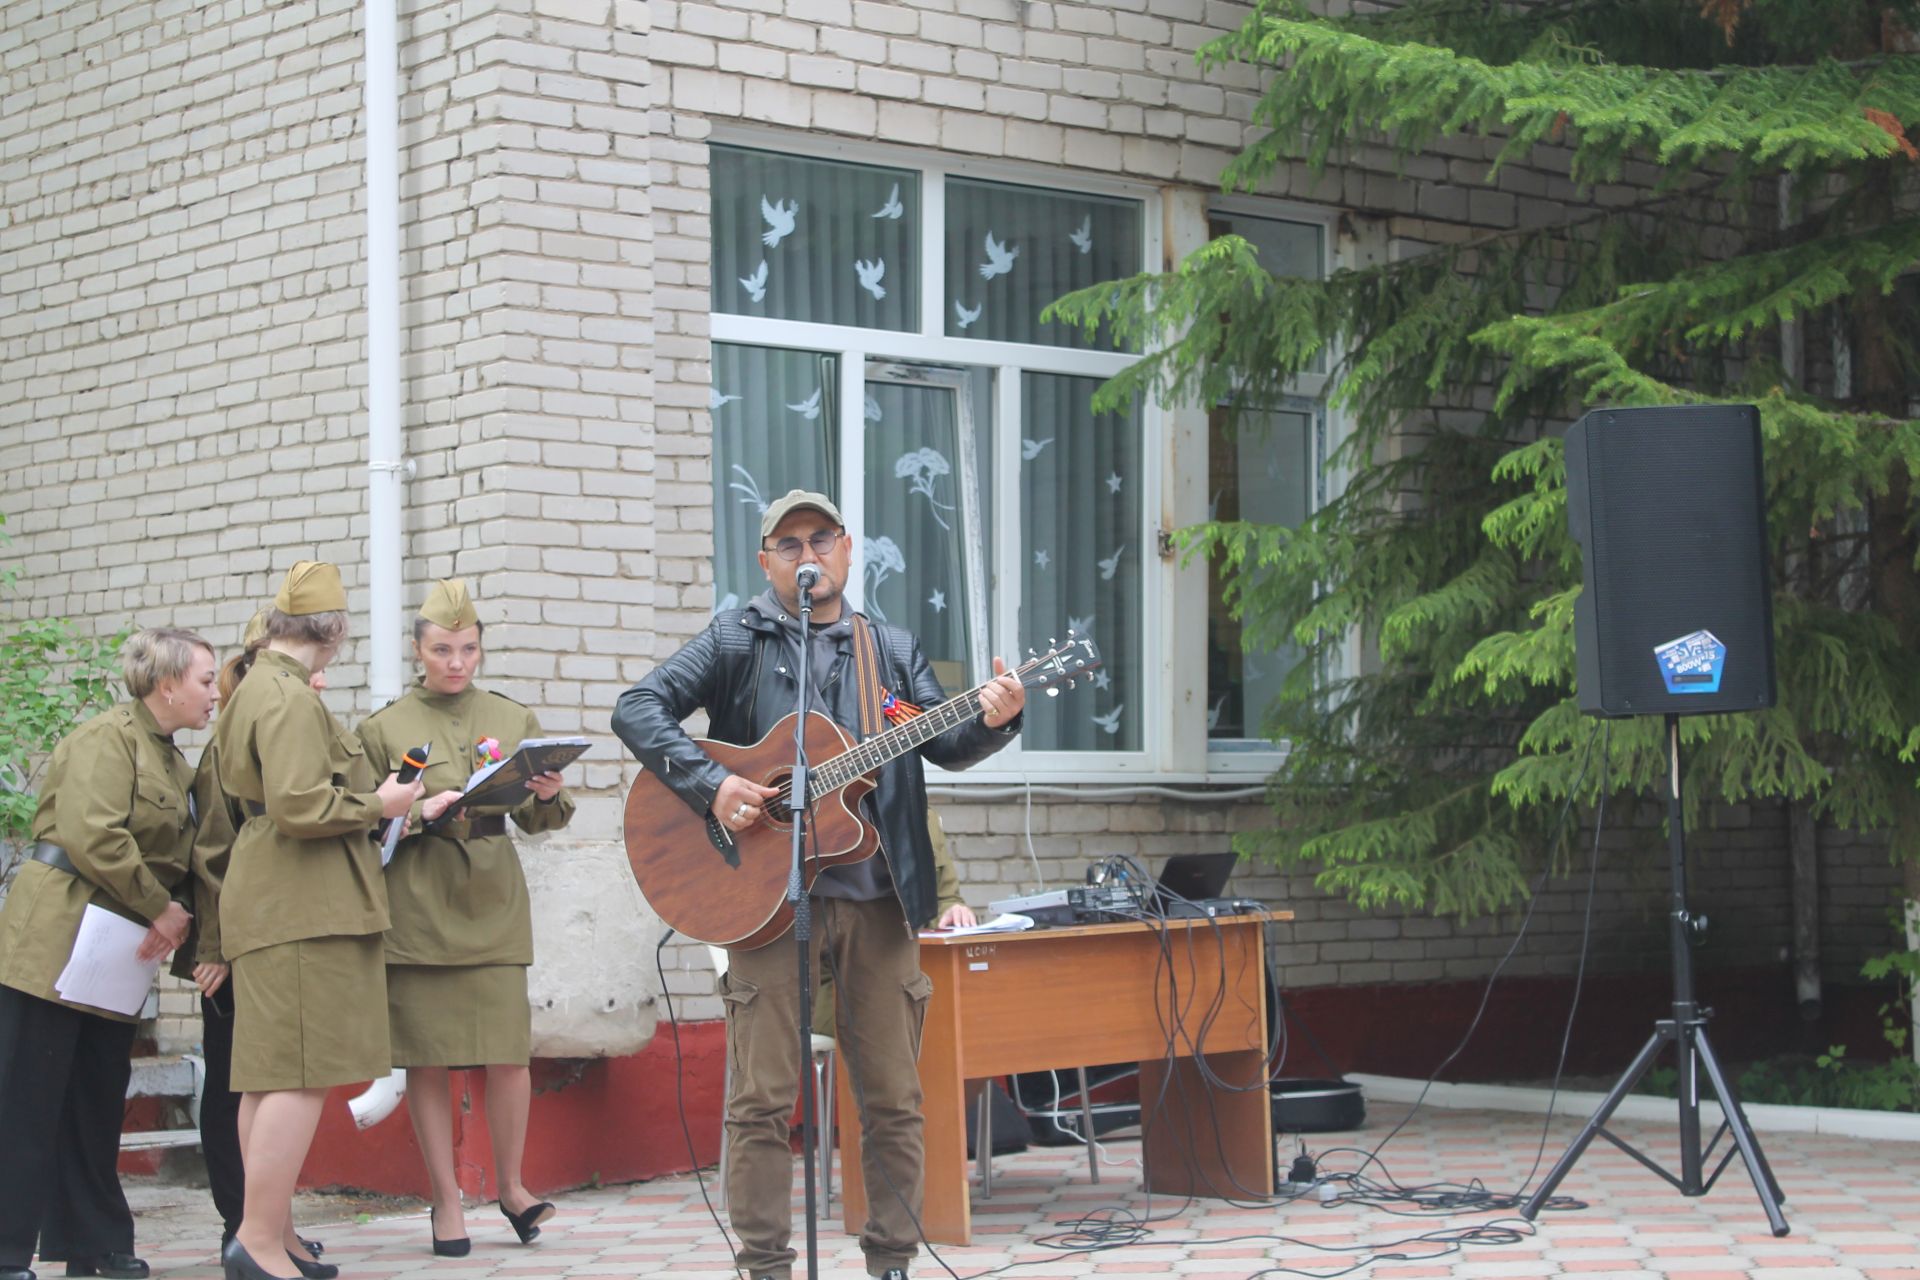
[
  {"xmin": 121, "ymin": 627, "xmax": 215, "ymax": 699},
  {"xmin": 260, "ymin": 606, "xmax": 350, "ymax": 651}
]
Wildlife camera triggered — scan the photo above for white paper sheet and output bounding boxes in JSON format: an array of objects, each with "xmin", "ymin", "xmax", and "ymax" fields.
[
  {"xmin": 918, "ymin": 913, "xmax": 1035, "ymax": 939},
  {"xmin": 54, "ymin": 904, "xmax": 163, "ymax": 1016}
]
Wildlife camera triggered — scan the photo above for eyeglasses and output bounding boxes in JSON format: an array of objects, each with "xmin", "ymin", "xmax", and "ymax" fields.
[{"xmin": 764, "ymin": 529, "xmax": 845, "ymax": 562}]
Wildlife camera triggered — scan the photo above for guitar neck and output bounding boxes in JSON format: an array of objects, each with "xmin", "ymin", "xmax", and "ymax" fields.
[{"xmin": 808, "ymin": 685, "xmax": 989, "ymax": 799}]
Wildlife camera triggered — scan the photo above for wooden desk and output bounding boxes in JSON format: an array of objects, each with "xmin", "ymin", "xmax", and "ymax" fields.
[{"xmin": 837, "ymin": 914, "xmax": 1282, "ymax": 1245}]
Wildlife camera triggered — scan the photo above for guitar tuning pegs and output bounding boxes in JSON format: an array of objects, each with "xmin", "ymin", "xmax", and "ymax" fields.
[{"xmin": 1046, "ymin": 687, "xmax": 1061, "ymax": 698}]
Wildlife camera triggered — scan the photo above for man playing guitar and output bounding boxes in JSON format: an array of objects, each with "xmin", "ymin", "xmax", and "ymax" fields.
[{"xmin": 613, "ymin": 489, "xmax": 1024, "ymax": 1280}]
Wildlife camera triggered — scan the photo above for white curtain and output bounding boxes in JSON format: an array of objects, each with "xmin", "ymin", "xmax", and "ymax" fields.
[
  {"xmin": 1020, "ymin": 373, "xmax": 1140, "ymax": 751},
  {"xmin": 712, "ymin": 145, "xmax": 919, "ymax": 332}
]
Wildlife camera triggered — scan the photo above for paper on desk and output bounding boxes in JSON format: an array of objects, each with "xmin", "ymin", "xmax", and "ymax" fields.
[
  {"xmin": 918, "ymin": 913, "xmax": 1035, "ymax": 938},
  {"xmin": 54, "ymin": 904, "xmax": 163, "ymax": 1016}
]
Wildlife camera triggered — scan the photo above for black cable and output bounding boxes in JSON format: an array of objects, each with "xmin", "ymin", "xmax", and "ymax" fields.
[
  {"xmin": 1516, "ymin": 719, "xmax": 1613, "ymax": 1198},
  {"xmin": 653, "ymin": 926, "xmax": 745, "ymax": 1279},
  {"xmin": 1332, "ymin": 719, "xmax": 1606, "ymax": 1188}
]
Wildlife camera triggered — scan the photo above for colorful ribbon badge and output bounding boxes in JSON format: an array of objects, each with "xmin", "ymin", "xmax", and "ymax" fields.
[
  {"xmin": 879, "ymin": 689, "xmax": 921, "ymax": 725},
  {"xmin": 476, "ymin": 736, "xmax": 502, "ymax": 764}
]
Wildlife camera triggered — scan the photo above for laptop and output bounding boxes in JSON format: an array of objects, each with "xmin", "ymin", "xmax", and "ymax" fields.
[{"xmin": 1150, "ymin": 852, "xmax": 1241, "ymax": 914}]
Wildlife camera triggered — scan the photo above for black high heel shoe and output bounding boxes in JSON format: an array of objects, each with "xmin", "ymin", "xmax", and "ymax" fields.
[
  {"xmin": 498, "ymin": 1199, "xmax": 555, "ymax": 1244},
  {"xmin": 429, "ymin": 1207, "xmax": 470, "ymax": 1259},
  {"xmin": 220, "ymin": 1241, "xmax": 281, "ymax": 1280},
  {"xmin": 286, "ymin": 1251, "xmax": 337, "ymax": 1280}
]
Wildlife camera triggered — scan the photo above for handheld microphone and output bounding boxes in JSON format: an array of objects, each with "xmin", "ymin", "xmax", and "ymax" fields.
[
  {"xmin": 795, "ymin": 563, "xmax": 821, "ymax": 592},
  {"xmin": 379, "ymin": 743, "xmax": 430, "ymax": 854}
]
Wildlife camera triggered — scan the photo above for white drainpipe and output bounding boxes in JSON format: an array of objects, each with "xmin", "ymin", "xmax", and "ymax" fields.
[{"xmin": 365, "ymin": 0, "xmax": 405, "ymax": 703}]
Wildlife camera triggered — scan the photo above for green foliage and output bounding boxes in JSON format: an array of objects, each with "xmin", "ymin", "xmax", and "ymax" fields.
[
  {"xmin": 1050, "ymin": 0, "xmax": 1920, "ymax": 915},
  {"xmin": 0, "ymin": 515, "xmax": 124, "ymax": 841}
]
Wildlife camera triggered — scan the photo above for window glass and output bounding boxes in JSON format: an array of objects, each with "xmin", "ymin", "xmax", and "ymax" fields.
[
  {"xmin": 1020, "ymin": 373, "xmax": 1141, "ymax": 751},
  {"xmin": 1211, "ymin": 210, "xmax": 1327, "ymax": 373},
  {"xmin": 861, "ymin": 368, "xmax": 987, "ymax": 691},
  {"xmin": 945, "ymin": 177, "xmax": 1141, "ymax": 350},
  {"xmin": 1207, "ymin": 405, "xmax": 1315, "ymax": 746},
  {"xmin": 712, "ymin": 145, "xmax": 919, "ymax": 331},
  {"xmin": 711, "ymin": 343, "xmax": 838, "ymax": 612}
]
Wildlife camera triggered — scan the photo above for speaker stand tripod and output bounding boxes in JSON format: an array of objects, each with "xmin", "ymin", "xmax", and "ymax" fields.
[{"xmin": 1521, "ymin": 714, "xmax": 1789, "ymax": 1236}]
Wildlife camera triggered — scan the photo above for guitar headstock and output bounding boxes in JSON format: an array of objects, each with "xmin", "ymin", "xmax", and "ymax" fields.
[{"xmin": 1014, "ymin": 630, "xmax": 1103, "ymax": 696}]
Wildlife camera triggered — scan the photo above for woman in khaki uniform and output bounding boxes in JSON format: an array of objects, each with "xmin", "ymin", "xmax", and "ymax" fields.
[
  {"xmin": 356, "ymin": 580, "xmax": 573, "ymax": 1255},
  {"xmin": 213, "ymin": 564, "xmax": 423, "ymax": 1280},
  {"xmin": 0, "ymin": 628, "xmax": 216, "ymax": 1280},
  {"xmin": 182, "ymin": 611, "xmax": 330, "ymax": 1270}
]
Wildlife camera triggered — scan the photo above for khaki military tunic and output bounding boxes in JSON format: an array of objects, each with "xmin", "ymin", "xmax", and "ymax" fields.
[
  {"xmin": 215, "ymin": 650, "xmax": 388, "ymax": 956},
  {"xmin": 171, "ymin": 738, "xmax": 241, "ymax": 978},
  {"xmin": 358, "ymin": 682, "xmax": 573, "ymax": 1065},
  {"xmin": 213, "ymin": 648, "xmax": 390, "ymax": 1089},
  {"xmin": 0, "ymin": 700, "xmax": 195, "ymax": 1021}
]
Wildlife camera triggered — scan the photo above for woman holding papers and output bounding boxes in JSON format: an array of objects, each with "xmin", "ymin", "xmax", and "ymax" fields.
[
  {"xmin": 213, "ymin": 563, "xmax": 425, "ymax": 1280},
  {"xmin": 355, "ymin": 579, "xmax": 574, "ymax": 1256},
  {"xmin": 0, "ymin": 627, "xmax": 216, "ymax": 1280}
]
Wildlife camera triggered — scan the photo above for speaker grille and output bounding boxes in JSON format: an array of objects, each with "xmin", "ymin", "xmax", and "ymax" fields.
[{"xmin": 1566, "ymin": 405, "xmax": 1776, "ymax": 717}]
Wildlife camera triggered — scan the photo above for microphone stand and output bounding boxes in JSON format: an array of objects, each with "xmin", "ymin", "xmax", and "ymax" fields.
[{"xmin": 788, "ymin": 569, "xmax": 821, "ymax": 1280}]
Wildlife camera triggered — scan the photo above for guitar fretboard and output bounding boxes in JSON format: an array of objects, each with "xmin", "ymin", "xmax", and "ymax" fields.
[{"xmin": 805, "ymin": 682, "xmax": 994, "ymax": 801}]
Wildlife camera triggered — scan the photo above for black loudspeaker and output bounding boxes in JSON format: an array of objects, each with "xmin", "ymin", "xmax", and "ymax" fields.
[{"xmin": 1564, "ymin": 404, "xmax": 1776, "ymax": 717}]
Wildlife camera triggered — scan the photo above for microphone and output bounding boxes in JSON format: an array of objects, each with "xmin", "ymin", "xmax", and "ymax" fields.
[
  {"xmin": 379, "ymin": 743, "xmax": 430, "ymax": 858},
  {"xmin": 795, "ymin": 563, "xmax": 821, "ymax": 592}
]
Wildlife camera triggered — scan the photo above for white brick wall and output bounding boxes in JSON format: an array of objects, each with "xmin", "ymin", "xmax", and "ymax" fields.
[{"xmin": 1, "ymin": 0, "xmax": 1902, "ymax": 1050}]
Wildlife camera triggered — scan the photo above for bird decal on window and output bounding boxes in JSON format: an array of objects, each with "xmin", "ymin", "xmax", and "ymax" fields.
[
  {"xmin": 738, "ymin": 260, "xmax": 768, "ymax": 302},
  {"xmin": 872, "ymin": 183, "xmax": 904, "ymax": 219},
  {"xmin": 709, "ymin": 387, "xmax": 742, "ymax": 411},
  {"xmin": 855, "ymin": 257, "xmax": 887, "ymax": 300},
  {"xmin": 1020, "ymin": 437, "xmax": 1053, "ymax": 460},
  {"xmin": 954, "ymin": 299, "xmax": 981, "ymax": 329},
  {"xmin": 1069, "ymin": 214, "xmax": 1093, "ymax": 255},
  {"xmin": 787, "ymin": 388, "xmax": 822, "ymax": 420},
  {"xmin": 979, "ymin": 231, "xmax": 1020, "ymax": 279},
  {"xmin": 1091, "ymin": 705, "xmax": 1125, "ymax": 736},
  {"xmin": 1098, "ymin": 545, "xmax": 1126, "ymax": 580},
  {"xmin": 760, "ymin": 196, "xmax": 798, "ymax": 248}
]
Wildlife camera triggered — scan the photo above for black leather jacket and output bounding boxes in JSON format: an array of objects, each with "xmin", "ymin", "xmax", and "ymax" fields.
[{"xmin": 612, "ymin": 607, "xmax": 1018, "ymax": 929}]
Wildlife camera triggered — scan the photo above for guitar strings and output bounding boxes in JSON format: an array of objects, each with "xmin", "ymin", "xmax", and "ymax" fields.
[{"xmin": 766, "ymin": 674, "xmax": 1002, "ymax": 813}]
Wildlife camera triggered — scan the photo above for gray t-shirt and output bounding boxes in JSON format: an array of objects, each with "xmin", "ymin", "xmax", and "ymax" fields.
[{"xmin": 745, "ymin": 591, "xmax": 894, "ymax": 902}]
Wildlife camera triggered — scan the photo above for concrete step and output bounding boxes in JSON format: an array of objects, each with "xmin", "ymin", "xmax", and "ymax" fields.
[{"xmin": 125, "ymin": 1054, "xmax": 203, "ymax": 1152}]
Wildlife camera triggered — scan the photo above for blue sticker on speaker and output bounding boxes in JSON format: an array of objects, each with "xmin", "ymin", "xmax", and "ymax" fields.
[{"xmin": 1654, "ymin": 630, "xmax": 1726, "ymax": 695}]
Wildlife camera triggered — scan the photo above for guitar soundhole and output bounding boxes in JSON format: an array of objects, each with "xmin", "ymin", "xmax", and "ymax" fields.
[{"xmin": 760, "ymin": 769, "xmax": 796, "ymax": 827}]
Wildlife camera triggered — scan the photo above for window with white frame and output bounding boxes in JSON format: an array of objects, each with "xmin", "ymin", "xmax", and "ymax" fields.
[
  {"xmin": 706, "ymin": 140, "xmax": 1157, "ymax": 769},
  {"xmin": 1203, "ymin": 206, "xmax": 1334, "ymax": 758}
]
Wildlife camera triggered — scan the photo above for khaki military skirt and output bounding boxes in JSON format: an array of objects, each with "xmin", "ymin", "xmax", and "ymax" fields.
[
  {"xmin": 386, "ymin": 964, "xmax": 531, "ymax": 1068},
  {"xmin": 231, "ymin": 934, "xmax": 390, "ymax": 1093}
]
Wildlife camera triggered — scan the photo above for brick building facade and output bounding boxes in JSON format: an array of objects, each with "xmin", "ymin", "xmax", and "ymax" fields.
[{"xmin": 1, "ymin": 0, "xmax": 1903, "ymax": 1100}]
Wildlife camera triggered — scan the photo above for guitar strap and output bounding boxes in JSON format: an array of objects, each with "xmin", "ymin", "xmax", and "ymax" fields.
[{"xmin": 849, "ymin": 614, "xmax": 888, "ymax": 741}]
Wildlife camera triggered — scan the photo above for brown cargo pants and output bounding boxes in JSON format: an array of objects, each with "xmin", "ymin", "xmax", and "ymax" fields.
[{"xmin": 719, "ymin": 894, "xmax": 934, "ymax": 1280}]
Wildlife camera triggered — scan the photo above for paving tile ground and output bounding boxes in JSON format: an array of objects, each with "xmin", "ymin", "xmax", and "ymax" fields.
[{"xmin": 104, "ymin": 1102, "xmax": 1920, "ymax": 1280}]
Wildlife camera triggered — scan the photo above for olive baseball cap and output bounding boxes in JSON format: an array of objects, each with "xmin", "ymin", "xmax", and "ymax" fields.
[{"xmin": 759, "ymin": 489, "xmax": 845, "ymax": 539}]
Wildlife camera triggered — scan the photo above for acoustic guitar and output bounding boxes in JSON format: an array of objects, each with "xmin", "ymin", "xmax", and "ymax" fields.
[{"xmin": 623, "ymin": 633, "xmax": 1101, "ymax": 948}]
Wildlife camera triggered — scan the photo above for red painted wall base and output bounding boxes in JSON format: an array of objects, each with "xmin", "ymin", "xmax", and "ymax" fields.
[
  {"xmin": 297, "ymin": 1021, "xmax": 729, "ymax": 1198},
  {"xmin": 120, "ymin": 966, "xmax": 1895, "ymax": 1195}
]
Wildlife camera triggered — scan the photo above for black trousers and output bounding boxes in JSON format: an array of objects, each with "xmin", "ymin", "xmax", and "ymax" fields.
[
  {"xmin": 0, "ymin": 985, "xmax": 137, "ymax": 1268},
  {"xmin": 199, "ymin": 983, "xmax": 245, "ymax": 1239}
]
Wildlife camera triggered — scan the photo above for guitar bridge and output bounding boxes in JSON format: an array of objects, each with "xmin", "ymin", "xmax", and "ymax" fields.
[{"xmin": 704, "ymin": 812, "xmax": 742, "ymax": 868}]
